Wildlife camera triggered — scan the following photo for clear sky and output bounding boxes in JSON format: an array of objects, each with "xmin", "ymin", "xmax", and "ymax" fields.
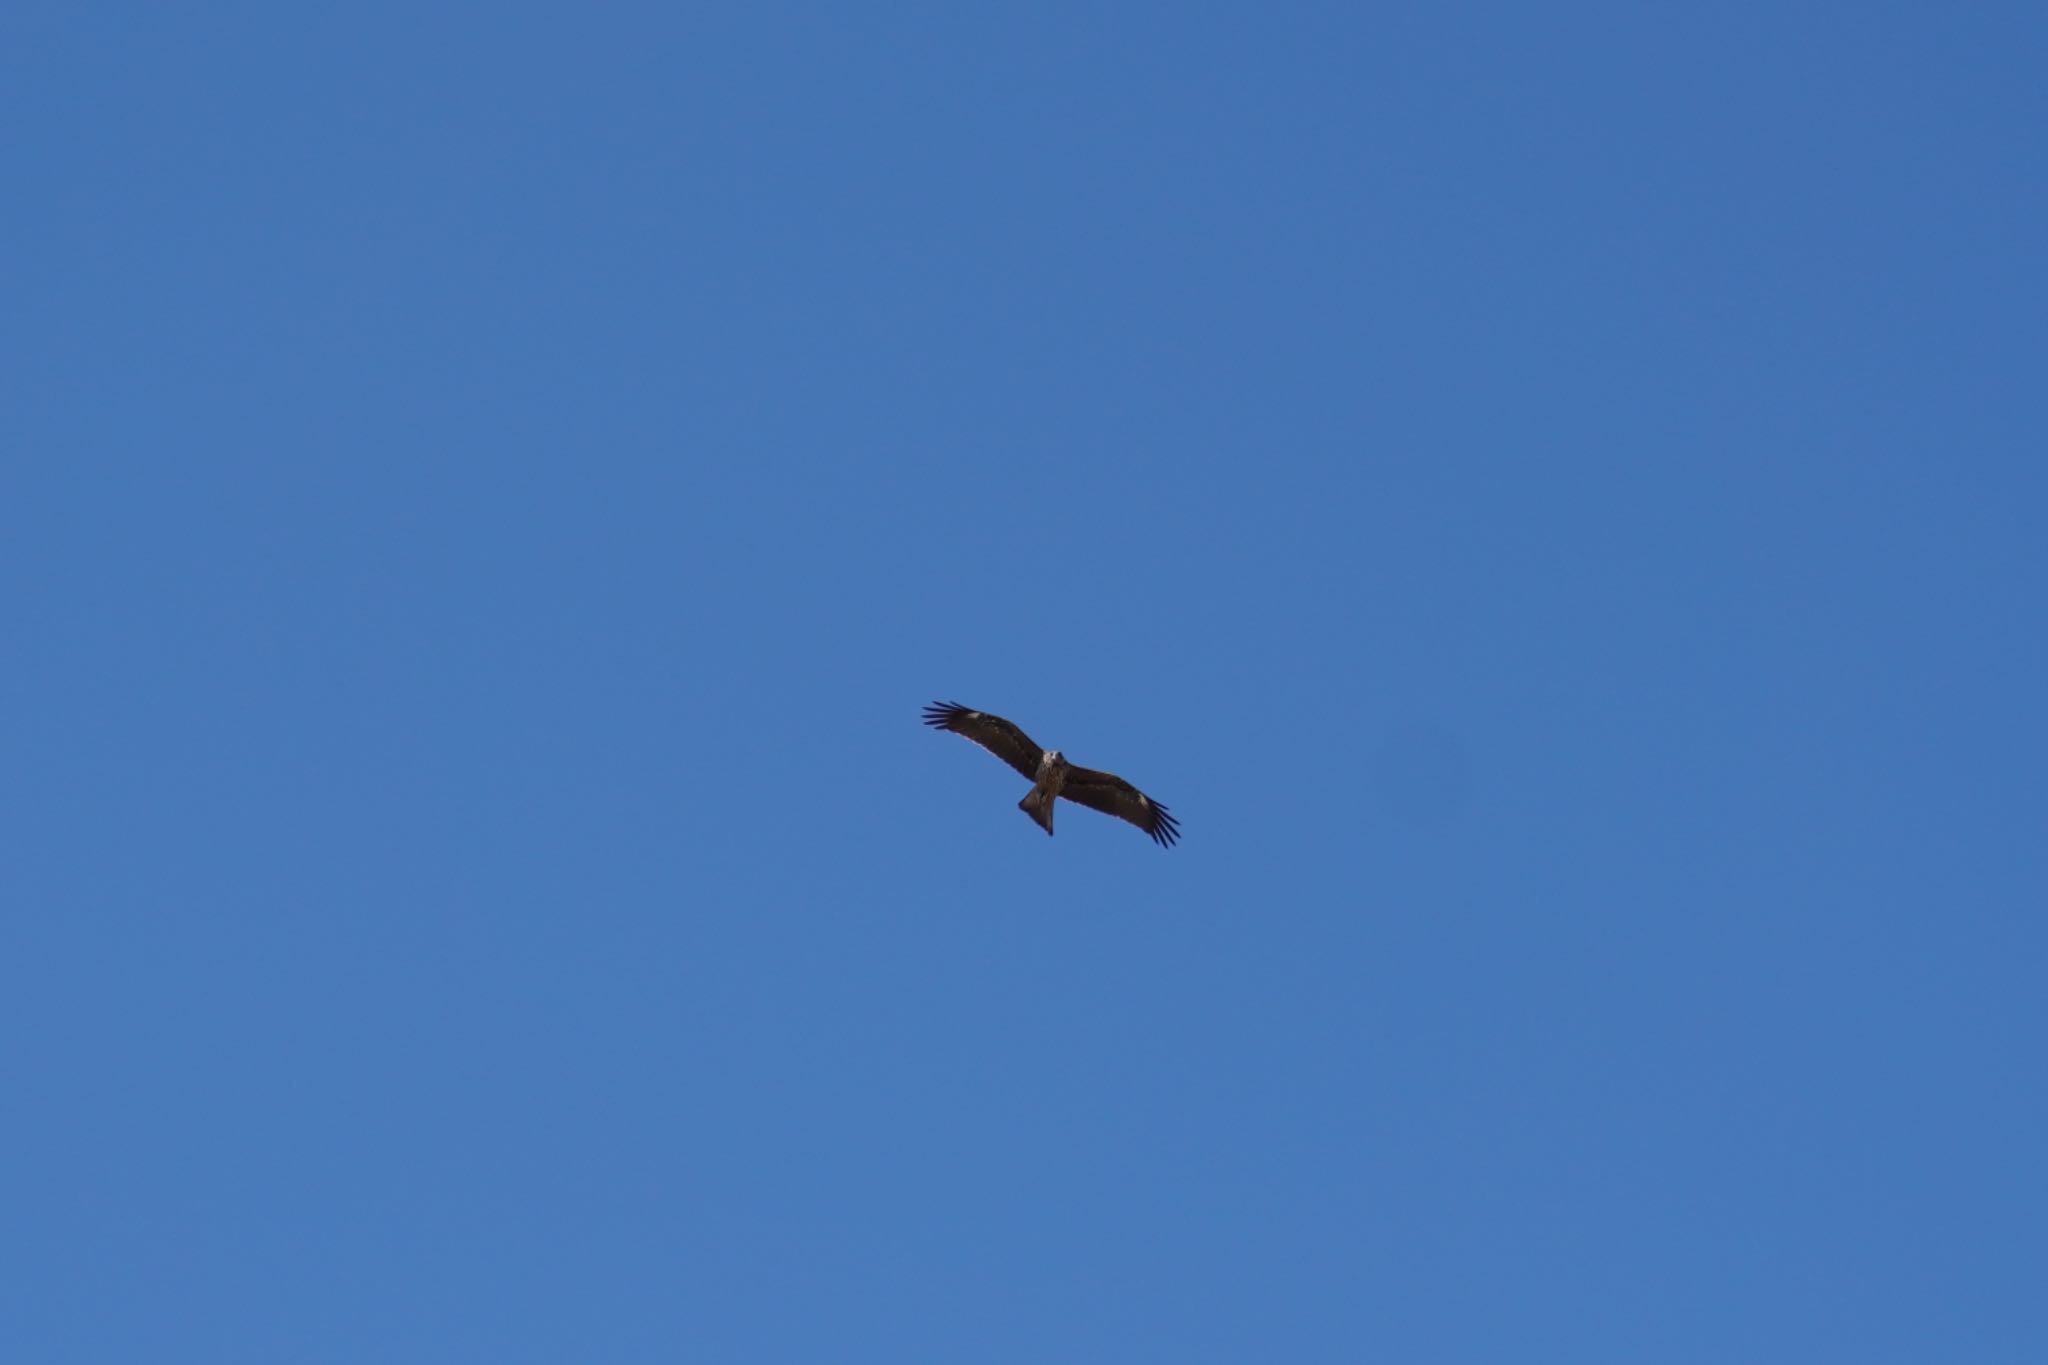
[{"xmin": 5, "ymin": 4, "xmax": 2043, "ymax": 1362}]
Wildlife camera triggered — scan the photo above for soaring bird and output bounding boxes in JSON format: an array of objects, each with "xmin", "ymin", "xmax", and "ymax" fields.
[{"xmin": 921, "ymin": 701, "xmax": 1181, "ymax": 847}]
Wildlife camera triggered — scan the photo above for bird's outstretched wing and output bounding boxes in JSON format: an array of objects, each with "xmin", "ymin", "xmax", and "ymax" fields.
[
  {"xmin": 1060, "ymin": 765, "xmax": 1181, "ymax": 847},
  {"xmin": 922, "ymin": 701, "xmax": 1045, "ymax": 781}
]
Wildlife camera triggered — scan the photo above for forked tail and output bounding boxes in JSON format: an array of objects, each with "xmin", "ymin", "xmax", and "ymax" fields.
[{"xmin": 1018, "ymin": 787, "xmax": 1055, "ymax": 836}]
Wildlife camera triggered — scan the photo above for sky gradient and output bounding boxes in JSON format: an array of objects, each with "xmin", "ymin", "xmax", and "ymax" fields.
[{"xmin": 5, "ymin": 4, "xmax": 2044, "ymax": 1361}]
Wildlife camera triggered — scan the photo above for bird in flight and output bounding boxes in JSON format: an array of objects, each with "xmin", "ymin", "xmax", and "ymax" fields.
[{"xmin": 922, "ymin": 701, "xmax": 1181, "ymax": 847}]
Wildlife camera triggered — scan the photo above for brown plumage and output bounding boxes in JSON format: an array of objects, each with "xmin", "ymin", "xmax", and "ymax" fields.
[{"xmin": 921, "ymin": 701, "xmax": 1181, "ymax": 848}]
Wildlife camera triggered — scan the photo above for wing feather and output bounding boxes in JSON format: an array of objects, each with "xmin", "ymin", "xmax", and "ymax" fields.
[
  {"xmin": 1060, "ymin": 765, "xmax": 1181, "ymax": 848},
  {"xmin": 921, "ymin": 701, "xmax": 1045, "ymax": 781}
]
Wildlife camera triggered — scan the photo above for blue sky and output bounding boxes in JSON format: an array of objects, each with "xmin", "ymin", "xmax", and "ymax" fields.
[{"xmin": 4, "ymin": 4, "xmax": 2043, "ymax": 1361}]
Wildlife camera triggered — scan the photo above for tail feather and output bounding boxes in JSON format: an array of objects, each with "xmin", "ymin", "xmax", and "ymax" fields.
[{"xmin": 1018, "ymin": 788, "xmax": 1055, "ymax": 836}]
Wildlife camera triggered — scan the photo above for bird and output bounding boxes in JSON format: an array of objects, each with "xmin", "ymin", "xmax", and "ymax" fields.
[{"xmin": 921, "ymin": 701, "xmax": 1180, "ymax": 847}]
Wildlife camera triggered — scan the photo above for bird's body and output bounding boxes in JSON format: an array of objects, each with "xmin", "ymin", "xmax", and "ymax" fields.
[
  {"xmin": 921, "ymin": 701, "xmax": 1180, "ymax": 847},
  {"xmin": 1019, "ymin": 749, "xmax": 1071, "ymax": 835}
]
